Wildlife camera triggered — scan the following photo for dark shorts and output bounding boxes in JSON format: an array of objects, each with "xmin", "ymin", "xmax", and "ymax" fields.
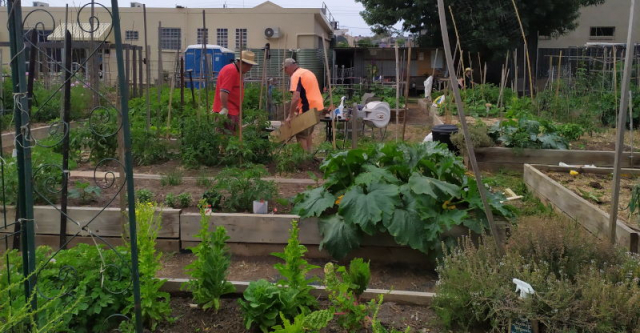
[
  {"xmin": 296, "ymin": 124, "xmax": 314, "ymax": 140},
  {"xmin": 225, "ymin": 114, "xmax": 239, "ymax": 133}
]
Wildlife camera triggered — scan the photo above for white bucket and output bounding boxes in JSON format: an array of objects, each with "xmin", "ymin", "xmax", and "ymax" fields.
[{"xmin": 253, "ymin": 200, "xmax": 268, "ymax": 214}]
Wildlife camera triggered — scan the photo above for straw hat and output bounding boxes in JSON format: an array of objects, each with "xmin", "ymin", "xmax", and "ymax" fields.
[
  {"xmin": 239, "ymin": 50, "xmax": 258, "ymax": 65},
  {"xmin": 465, "ymin": 67, "xmax": 473, "ymax": 72}
]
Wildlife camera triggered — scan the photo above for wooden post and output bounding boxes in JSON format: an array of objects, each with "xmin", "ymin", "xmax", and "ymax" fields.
[
  {"xmin": 201, "ymin": 10, "xmax": 209, "ymax": 109},
  {"xmin": 157, "ymin": 21, "xmax": 163, "ymax": 134},
  {"xmin": 394, "ymin": 41, "xmax": 400, "ymax": 142},
  {"xmin": 322, "ymin": 38, "xmax": 335, "ymax": 148},
  {"xmin": 180, "ymin": 56, "xmax": 185, "ymax": 110},
  {"xmin": 125, "ymin": 44, "xmax": 130, "ymax": 96},
  {"xmin": 437, "ymin": 0, "xmax": 505, "ymax": 255},
  {"xmin": 555, "ymin": 50, "xmax": 563, "ymax": 105},
  {"xmin": 448, "ymin": 5, "xmax": 464, "ymax": 84},
  {"xmin": 258, "ymin": 44, "xmax": 268, "ymax": 110},
  {"xmin": 402, "ymin": 41, "xmax": 412, "ymax": 141},
  {"xmin": 614, "ymin": 46, "xmax": 619, "ymax": 125},
  {"xmin": 138, "ymin": 46, "xmax": 143, "ymax": 98},
  {"xmin": 132, "ymin": 46, "xmax": 138, "ymax": 98},
  {"xmin": 609, "ymin": 0, "xmax": 637, "ymax": 246},
  {"xmin": 351, "ymin": 102, "xmax": 358, "ymax": 149},
  {"xmin": 143, "ymin": 4, "xmax": 151, "ymax": 131}
]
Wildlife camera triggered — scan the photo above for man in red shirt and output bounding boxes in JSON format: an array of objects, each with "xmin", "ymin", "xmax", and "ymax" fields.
[{"xmin": 212, "ymin": 50, "xmax": 258, "ymax": 132}]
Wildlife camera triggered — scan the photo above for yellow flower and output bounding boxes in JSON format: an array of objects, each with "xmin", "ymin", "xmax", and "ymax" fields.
[
  {"xmin": 442, "ymin": 200, "xmax": 450, "ymax": 209},
  {"xmin": 448, "ymin": 205, "xmax": 456, "ymax": 210},
  {"xmin": 335, "ymin": 195, "xmax": 344, "ymax": 205},
  {"xmin": 569, "ymin": 170, "xmax": 579, "ymax": 176}
]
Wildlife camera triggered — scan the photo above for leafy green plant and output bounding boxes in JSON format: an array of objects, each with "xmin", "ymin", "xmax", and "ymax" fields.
[
  {"xmin": 293, "ymin": 142, "xmax": 514, "ymax": 259},
  {"xmin": 68, "ymin": 180, "xmax": 102, "ymax": 204},
  {"xmin": 136, "ymin": 188, "xmax": 155, "ymax": 203},
  {"xmin": 164, "ymin": 192, "xmax": 192, "ymax": 209},
  {"xmin": 131, "ymin": 126, "xmax": 172, "ymax": 166},
  {"xmin": 69, "ymin": 119, "xmax": 119, "ymax": 164},
  {"xmin": 271, "ymin": 220, "xmax": 320, "ymax": 311},
  {"xmin": 276, "ymin": 144, "xmax": 314, "ymax": 174},
  {"xmin": 239, "ymin": 279, "xmax": 299, "ymax": 333},
  {"xmin": 125, "ymin": 202, "xmax": 172, "ymax": 330},
  {"xmin": 323, "ymin": 261, "xmax": 376, "ymax": 331},
  {"xmin": 557, "ymin": 123, "xmax": 585, "ymax": 141},
  {"xmin": 488, "ymin": 115, "xmax": 569, "ymax": 149},
  {"xmin": 202, "ymin": 188, "xmax": 223, "ymax": 210},
  {"xmin": 160, "ymin": 170, "xmax": 183, "ymax": 186},
  {"xmin": 183, "ymin": 200, "xmax": 235, "ymax": 311},
  {"xmin": 270, "ymin": 310, "xmax": 335, "ymax": 333},
  {"xmin": 207, "ymin": 165, "xmax": 278, "ymax": 212}
]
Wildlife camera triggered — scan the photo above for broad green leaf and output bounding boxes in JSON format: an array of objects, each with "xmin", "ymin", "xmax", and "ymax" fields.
[
  {"xmin": 436, "ymin": 209, "xmax": 468, "ymax": 231},
  {"xmin": 318, "ymin": 215, "xmax": 362, "ymax": 259},
  {"xmin": 383, "ymin": 207, "xmax": 427, "ymax": 252},
  {"xmin": 354, "ymin": 164, "xmax": 400, "ymax": 186},
  {"xmin": 292, "ymin": 187, "xmax": 336, "ymax": 218},
  {"xmin": 339, "ymin": 183, "xmax": 400, "ymax": 235},
  {"xmin": 408, "ymin": 173, "xmax": 460, "ymax": 199}
]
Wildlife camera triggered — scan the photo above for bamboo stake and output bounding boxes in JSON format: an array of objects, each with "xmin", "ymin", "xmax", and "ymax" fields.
[
  {"xmin": 514, "ymin": 48, "xmax": 518, "ymax": 95},
  {"xmin": 166, "ymin": 49, "xmax": 179, "ymax": 138},
  {"xmin": 511, "ymin": 0, "xmax": 534, "ymax": 100},
  {"xmin": 238, "ymin": 32, "xmax": 244, "ymax": 142},
  {"xmin": 143, "ymin": 4, "xmax": 150, "ymax": 131},
  {"xmin": 282, "ymin": 34, "xmax": 288, "ymax": 121},
  {"xmin": 555, "ymin": 51, "xmax": 563, "ymax": 100},
  {"xmin": 609, "ymin": 0, "xmax": 637, "ymax": 246},
  {"xmin": 394, "ymin": 40, "xmax": 400, "ymax": 142},
  {"xmin": 322, "ymin": 38, "xmax": 336, "ymax": 148},
  {"xmin": 258, "ymin": 46, "xmax": 267, "ymax": 110},
  {"xmin": 448, "ymin": 5, "xmax": 465, "ymax": 84},
  {"xmin": 614, "ymin": 46, "xmax": 618, "ymax": 125},
  {"xmin": 437, "ymin": 0, "xmax": 505, "ymax": 255},
  {"xmin": 402, "ymin": 41, "xmax": 412, "ymax": 141}
]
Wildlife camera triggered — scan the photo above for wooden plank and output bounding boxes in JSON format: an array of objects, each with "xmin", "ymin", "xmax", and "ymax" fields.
[
  {"xmin": 160, "ymin": 278, "xmax": 435, "ymax": 306},
  {"xmin": 532, "ymin": 164, "xmax": 640, "ymax": 176},
  {"xmin": 0, "ymin": 206, "xmax": 180, "ymax": 238},
  {"xmin": 475, "ymin": 147, "xmax": 640, "ymax": 169},
  {"xmin": 523, "ymin": 164, "xmax": 639, "ymax": 252},
  {"xmin": 180, "ymin": 213, "xmax": 402, "ymax": 247},
  {"xmin": 0, "ymin": 234, "xmax": 179, "ymax": 252},
  {"xmin": 271, "ymin": 109, "xmax": 320, "ymax": 143},
  {"xmin": 181, "ymin": 241, "xmax": 428, "ymax": 265}
]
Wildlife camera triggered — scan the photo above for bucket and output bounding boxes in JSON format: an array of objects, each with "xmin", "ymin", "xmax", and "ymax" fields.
[
  {"xmin": 253, "ymin": 200, "xmax": 268, "ymax": 214},
  {"xmin": 431, "ymin": 124, "xmax": 459, "ymax": 153}
]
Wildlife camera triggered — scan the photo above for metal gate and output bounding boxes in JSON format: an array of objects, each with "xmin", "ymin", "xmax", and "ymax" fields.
[{"xmin": 2, "ymin": 0, "xmax": 143, "ymax": 331}]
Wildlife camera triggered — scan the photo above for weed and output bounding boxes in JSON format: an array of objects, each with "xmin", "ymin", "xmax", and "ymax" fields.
[
  {"xmin": 68, "ymin": 180, "xmax": 101, "ymax": 204},
  {"xmin": 161, "ymin": 170, "xmax": 183, "ymax": 186}
]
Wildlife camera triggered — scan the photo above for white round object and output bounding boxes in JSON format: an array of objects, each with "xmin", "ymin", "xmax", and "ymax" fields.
[
  {"xmin": 423, "ymin": 132, "xmax": 433, "ymax": 142},
  {"xmin": 363, "ymin": 101, "xmax": 391, "ymax": 128}
]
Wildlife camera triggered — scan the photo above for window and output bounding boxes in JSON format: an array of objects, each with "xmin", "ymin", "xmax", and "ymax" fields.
[
  {"xmin": 235, "ymin": 28, "xmax": 247, "ymax": 50},
  {"xmin": 590, "ymin": 26, "xmax": 615, "ymax": 39},
  {"xmin": 217, "ymin": 28, "xmax": 228, "ymax": 48},
  {"xmin": 160, "ymin": 27, "xmax": 181, "ymax": 50},
  {"xmin": 197, "ymin": 28, "xmax": 208, "ymax": 44},
  {"xmin": 125, "ymin": 30, "xmax": 139, "ymax": 41}
]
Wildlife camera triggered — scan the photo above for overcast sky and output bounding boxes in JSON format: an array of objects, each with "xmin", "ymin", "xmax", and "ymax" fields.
[{"xmin": 40, "ymin": 0, "xmax": 402, "ymax": 36}]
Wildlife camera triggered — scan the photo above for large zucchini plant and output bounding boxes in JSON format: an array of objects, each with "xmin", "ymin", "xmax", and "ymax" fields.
[{"xmin": 293, "ymin": 142, "xmax": 515, "ymax": 259}]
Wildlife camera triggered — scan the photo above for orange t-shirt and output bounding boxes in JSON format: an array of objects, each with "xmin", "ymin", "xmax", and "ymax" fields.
[{"xmin": 289, "ymin": 68, "xmax": 324, "ymax": 113}]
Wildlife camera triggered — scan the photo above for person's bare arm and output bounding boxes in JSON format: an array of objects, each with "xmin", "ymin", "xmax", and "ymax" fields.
[
  {"xmin": 220, "ymin": 91, "xmax": 229, "ymax": 110},
  {"xmin": 285, "ymin": 91, "xmax": 300, "ymax": 125}
]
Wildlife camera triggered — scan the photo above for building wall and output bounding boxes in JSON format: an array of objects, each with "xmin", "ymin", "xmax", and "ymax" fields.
[
  {"xmin": 538, "ymin": 0, "xmax": 640, "ymax": 48},
  {"xmin": 0, "ymin": 1, "xmax": 333, "ymax": 84}
]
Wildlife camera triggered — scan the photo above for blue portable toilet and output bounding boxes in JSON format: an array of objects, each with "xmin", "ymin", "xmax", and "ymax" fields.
[{"xmin": 184, "ymin": 44, "xmax": 235, "ymax": 89}]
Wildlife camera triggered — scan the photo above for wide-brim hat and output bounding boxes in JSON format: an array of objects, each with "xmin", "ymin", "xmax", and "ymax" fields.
[{"xmin": 239, "ymin": 50, "xmax": 258, "ymax": 65}]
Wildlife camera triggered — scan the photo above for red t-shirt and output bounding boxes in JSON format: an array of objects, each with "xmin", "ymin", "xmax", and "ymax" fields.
[{"xmin": 212, "ymin": 62, "xmax": 243, "ymax": 116}]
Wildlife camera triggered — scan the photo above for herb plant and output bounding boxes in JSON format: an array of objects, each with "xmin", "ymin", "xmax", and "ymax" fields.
[
  {"xmin": 183, "ymin": 200, "xmax": 235, "ymax": 311},
  {"xmin": 271, "ymin": 220, "xmax": 320, "ymax": 311},
  {"xmin": 136, "ymin": 188, "xmax": 155, "ymax": 203},
  {"xmin": 293, "ymin": 142, "xmax": 514, "ymax": 259},
  {"xmin": 239, "ymin": 279, "xmax": 299, "ymax": 333},
  {"xmin": 68, "ymin": 180, "xmax": 102, "ymax": 204}
]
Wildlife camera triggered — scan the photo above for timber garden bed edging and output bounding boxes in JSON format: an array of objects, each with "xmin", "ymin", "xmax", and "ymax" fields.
[{"xmin": 523, "ymin": 163, "xmax": 639, "ymax": 253}]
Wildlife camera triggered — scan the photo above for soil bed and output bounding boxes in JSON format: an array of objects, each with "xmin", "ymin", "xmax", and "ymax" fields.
[
  {"xmin": 69, "ymin": 176, "xmax": 310, "ymax": 214},
  {"xmin": 158, "ymin": 253, "xmax": 438, "ymax": 293},
  {"xmin": 546, "ymin": 170, "xmax": 640, "ymax": 230},
  {"xmin": 157, "ymin": 297, "xmax": 455, "ymax": 333}
]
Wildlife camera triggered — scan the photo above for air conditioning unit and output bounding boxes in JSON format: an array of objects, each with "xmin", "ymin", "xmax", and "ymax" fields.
[
  {"xmin": 130, "ymin": 2, "xmax": 143, "ymax": 7},
  {"xmin": 33, "ymin": 1, "xmax": 49, "ymax": 7},
  {"xmin": 264, "ymin": 27, "xmax": 281, "ymax": 39}
]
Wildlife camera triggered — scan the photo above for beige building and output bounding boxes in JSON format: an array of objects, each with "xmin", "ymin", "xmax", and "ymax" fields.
[
  {"xmin": 0, "ymin": 1, "xmax": 335, "ymax": 84},
  {"xmin": 538, "ymin": 0, "xmax": 640, "ymax": 48}
]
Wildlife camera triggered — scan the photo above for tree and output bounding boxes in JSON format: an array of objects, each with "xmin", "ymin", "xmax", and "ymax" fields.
[{"xmin": 356, "ymin": 0, "xmax": 605, "ymax": 56}]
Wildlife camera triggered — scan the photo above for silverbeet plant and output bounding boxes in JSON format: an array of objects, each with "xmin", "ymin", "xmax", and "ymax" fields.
[
  {"xmin": 183, "ymin": 200, "xmax": 235, "ymax": 311},
  {"xmin": 293, "ymin": 141, "xmax": 515, "ymax": 259}
]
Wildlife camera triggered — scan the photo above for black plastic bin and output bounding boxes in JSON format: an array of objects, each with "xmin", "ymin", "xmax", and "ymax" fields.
[{"xmin": 431, "ymin": 124, "xmax": 459, "ymax": 153}]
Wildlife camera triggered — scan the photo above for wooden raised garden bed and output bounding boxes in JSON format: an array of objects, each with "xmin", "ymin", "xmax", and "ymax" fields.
[
  {"xmin": 474, "ymin": 147, "xmax": 640, "ymax": 172},
  {"xmin": 523, "ymin": 164, "xmax": 639, "ymax": 253}
]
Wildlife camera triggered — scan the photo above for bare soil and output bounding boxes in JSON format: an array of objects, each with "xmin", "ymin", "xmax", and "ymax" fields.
[
  {"xmin": 546, "ymin": 170, "xmax": 640, "ymax": 230},
  {"xmin": 158, "ymin": 253, "xmax": 438, "ymax": 293},
  {"xmin": 570, "ymin": 128, "xmax": 640, "ymax": 151},
  {"xmin": 157, "ymin": 297, "xmax": 456, "ymax": 333}
]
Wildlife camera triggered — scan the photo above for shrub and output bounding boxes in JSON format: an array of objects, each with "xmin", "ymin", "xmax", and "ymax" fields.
[
  {"xmin": 433, "ymin": 216, "xmax": 640, "ymax": 332},
  {"xmin": 450, "ymin": 121, "xmax": 494, "ymax": 153},
  {"xmin": 136, "ymin": 188, "xmax": 155, "ymax": 203},
  {"xmin": 206, "ymin": 165, "xmax": 278, "ymax": 212}
]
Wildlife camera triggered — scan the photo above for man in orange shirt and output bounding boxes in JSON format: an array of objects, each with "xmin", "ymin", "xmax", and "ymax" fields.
[
  {"xmin": 282, "ymin": 58, "xmax": 324, "ymax": 152},
  {"xmin": 212, "ymin": 50, "xmax": 258, "ymax": 132}
]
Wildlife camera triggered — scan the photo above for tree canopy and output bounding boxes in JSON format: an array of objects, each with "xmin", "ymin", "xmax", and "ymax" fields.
[{"xmin": 356, "ymin": 0, "xmax": 605, "ymax": 55}]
